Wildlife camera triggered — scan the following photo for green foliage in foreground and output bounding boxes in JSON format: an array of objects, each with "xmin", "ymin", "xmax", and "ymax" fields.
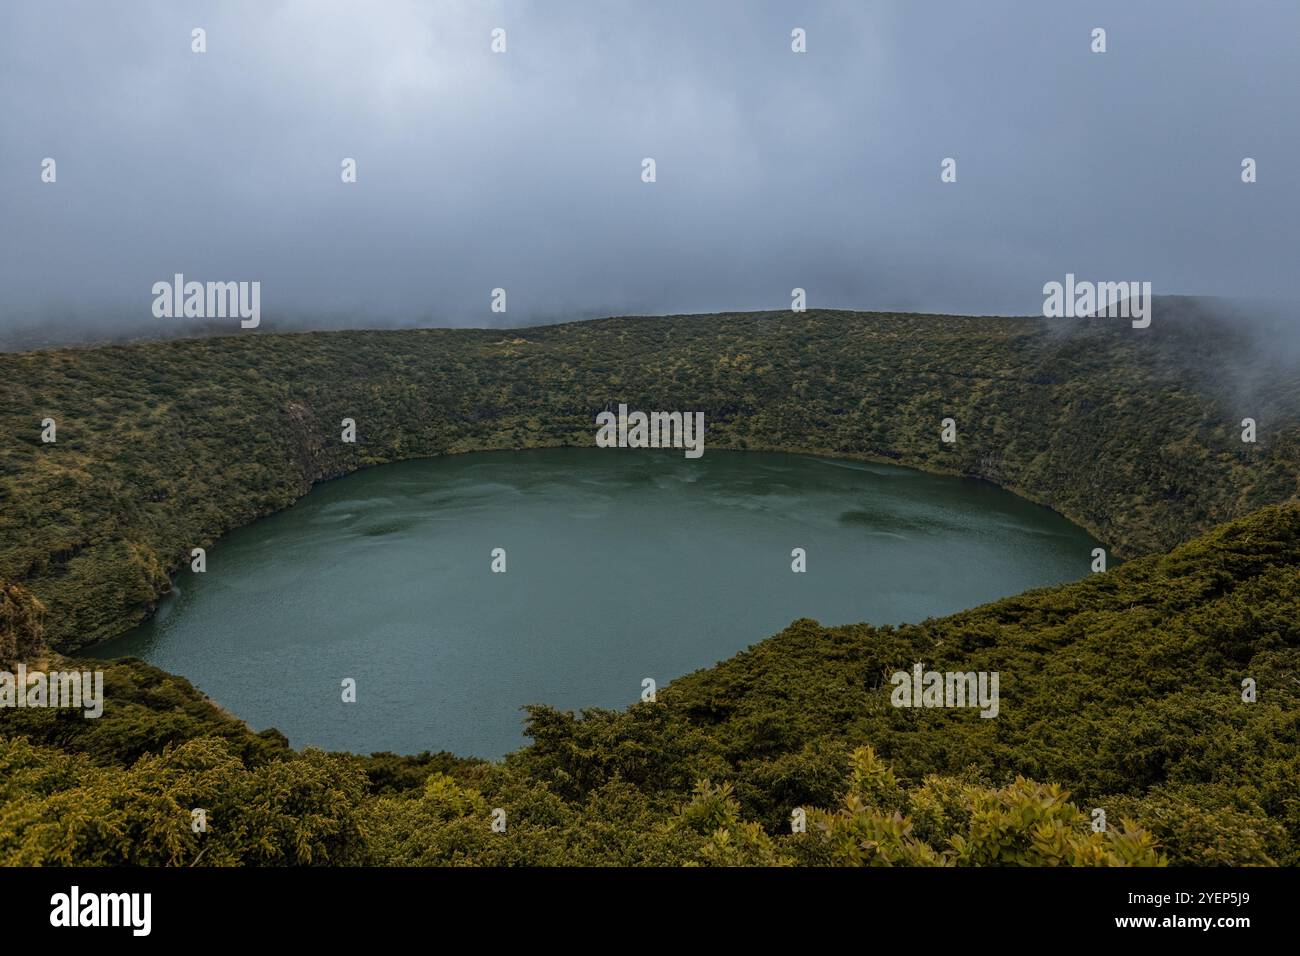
[
  {"xmin": 0, "ymin": 735, "xmax": 1163, "ymax": 867},
  {"xmin": 2, "ymin": 504, "xmax": 1296, "ymax": 866},
  {"xmin": 2, "ymin": 305, "xmax": 1297, "ymax": 864}
]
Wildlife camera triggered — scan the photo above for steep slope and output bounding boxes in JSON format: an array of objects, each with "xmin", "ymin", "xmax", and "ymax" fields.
[
  {"xmin": 2, "ymin": 504, "xmax": 1297, "ymax": 865},
  {"xmin": 3, "ymin": 303, "xmax": 1298, "ymax": 650}
]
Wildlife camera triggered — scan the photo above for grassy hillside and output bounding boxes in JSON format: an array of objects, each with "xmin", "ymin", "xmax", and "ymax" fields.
[
  {"xmin": 2, "ymin": 502, "xmax": 1296, "ymax": 865},
  {"xmin": 3, "ymin": 302, "xmax": 1298, "ymax": 650}
]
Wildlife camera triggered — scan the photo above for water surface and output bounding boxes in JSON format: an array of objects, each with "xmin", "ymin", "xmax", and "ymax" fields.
[{"xmin": 88, "ymin": 449, "xmax": 1098, "ymax": 758}]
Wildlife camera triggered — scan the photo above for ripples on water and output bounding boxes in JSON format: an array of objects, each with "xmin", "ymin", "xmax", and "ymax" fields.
[{"xmin": 86, "ymin": 449, "xmax": 1098, "ymax": 759}]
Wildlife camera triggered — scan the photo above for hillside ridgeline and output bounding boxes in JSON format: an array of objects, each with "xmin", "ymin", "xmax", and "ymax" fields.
[{"xmin": 3, "ymin": 301, "xmax": 1297, "ymax": 650}]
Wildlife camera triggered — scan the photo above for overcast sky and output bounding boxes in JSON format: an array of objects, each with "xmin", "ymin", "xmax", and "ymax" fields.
[{"xmin": 1, "ymin": 0, "xmax": 1297, "ymax": 342}]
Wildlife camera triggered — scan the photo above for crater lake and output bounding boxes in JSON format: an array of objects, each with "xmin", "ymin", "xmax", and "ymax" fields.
[{"xmin": 84, "ymin": 449, "xmax": 1100, "ymax": 758}]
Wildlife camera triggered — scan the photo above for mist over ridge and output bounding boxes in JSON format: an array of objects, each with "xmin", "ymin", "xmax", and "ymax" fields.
[{"xmin": 3, "ymin": 1, "xmax": 1298, "ymax": 347}]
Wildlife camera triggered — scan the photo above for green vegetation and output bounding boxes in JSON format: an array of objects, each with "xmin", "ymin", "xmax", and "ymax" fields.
[
  {"xmin": 2, "ymin": 304, "xmax": 1297, "ymax": 865},
  {"xmin": 3, "ymin": 305, "xmax": 1297, "ymax": 650},
  {"xmin": 2, "ymin": 499, "xmax": 1297, "ymax": 865}
]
